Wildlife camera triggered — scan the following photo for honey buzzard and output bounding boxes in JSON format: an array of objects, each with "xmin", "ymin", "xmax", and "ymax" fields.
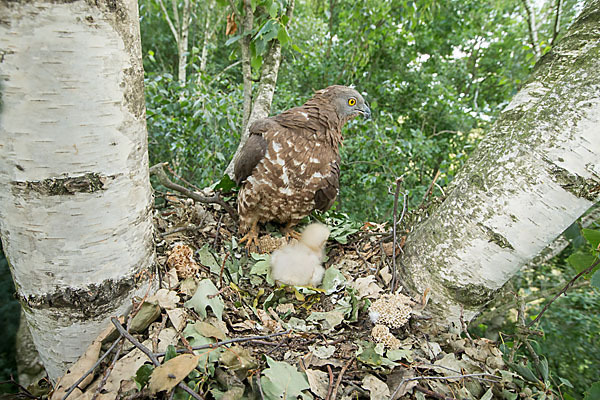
[{"xmin": 234, "ymin": 85, "xmax": 371, "ymax": 247}]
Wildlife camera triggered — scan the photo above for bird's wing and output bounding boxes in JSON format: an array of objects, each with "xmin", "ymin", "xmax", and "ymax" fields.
[
  {"xmin": 314, "ymin": 156, "xmax": 340, "ymax": 211},
  {"xmin": 233, "ymin": 119, "xmax": 274, "ymax": 185}
]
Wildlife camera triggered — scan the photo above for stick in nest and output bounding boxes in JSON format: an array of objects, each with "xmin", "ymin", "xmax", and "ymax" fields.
[{"xmin": 150, "ymin": 162, "xmax": 237, "ymax": 219}]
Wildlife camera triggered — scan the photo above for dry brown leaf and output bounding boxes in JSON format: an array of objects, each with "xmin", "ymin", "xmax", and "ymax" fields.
[
  {"xmin": 148, "ymin": 288, "xmax": 180, "ymax": 310},
  {"xmin": 166, "ymin": 308, "xmax": 187, "ymax": 331},
  {"xmin": 219, "ymin": 345, "xmax": 257, "ymax": 372},
  {"xmin": 51, "ymin": 322, "xmax": 118, "ymax": 400},
  {"xmin": 164, "ymin": 268, "xmax": 179, "ymax": 289},
  {"xmin": 194, "ymin": 321, "xmax": 227, "ymax": 340},
  {"xmin": 179, "ymin": 277, "xmax": 198, "ymax": 296},
  {"xmin": 362, "ymin": 374, "xmax": 390, "ymax": 400},
  {"xmin": 225, "ymin": 13, "xmax": 237, "ymax": 35},
  {"xmin": 148, "ymin": 354, "xmax": 200, "ymax": 394},
  {"xmin": 305, "ymin": 369, "xmax": 329, "ymax": 398},
  {"xmin": 129, "ymin": 302, "xmax": 161, "ymax": 333},
  {"xmin": 350, "ymin": 275, "xmax": 383, "ymax": 299}
]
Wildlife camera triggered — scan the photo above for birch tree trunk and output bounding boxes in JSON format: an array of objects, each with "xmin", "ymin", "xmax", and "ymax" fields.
[
  {"xmin": 224, "ymin": 0, "xmax": 295, "ymax": 177},
  {"xmin": 156, "ymin": 0, "xmax": 192, "ymax": 84},
  {"xmin": 400, "ymin": 0, "xmax": 600, "ymax": 329},
  {"xmin": 0, "ymin": 0, "xmax": 155, "ymax": 381}
]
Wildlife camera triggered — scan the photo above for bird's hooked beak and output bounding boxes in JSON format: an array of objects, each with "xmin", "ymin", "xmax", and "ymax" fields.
[{"xmin": 360, "ymin": 101, "xmax": 371, "ymax": 120}]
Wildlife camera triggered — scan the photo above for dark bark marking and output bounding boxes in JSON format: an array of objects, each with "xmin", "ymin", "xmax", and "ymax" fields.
[{"xmin": 13, "ymin": 172, "xmax": 115, "ymax": 196}]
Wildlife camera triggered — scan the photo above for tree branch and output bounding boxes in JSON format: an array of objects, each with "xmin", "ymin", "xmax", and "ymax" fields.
[
  {"xmin": 551, "ymin": 0, "xmax": 563, "ymax": 45},
  {"xmin": 111, "ymin": 318, "xmax": 204, "ymax": 400},
  {"xmin": 149, "ymin": 163, "xmax": 237, "ymax": 218},
  {"xmin": 521, "ymin": 0, "xmax": 541, "ymax": 58},
  {"xmin": 526, "ymin": 257, "xmax": 600, "ymax": 328},
  {"xmin": 156, "ymin": 0, "xmax": 180, "ymax": 45}
]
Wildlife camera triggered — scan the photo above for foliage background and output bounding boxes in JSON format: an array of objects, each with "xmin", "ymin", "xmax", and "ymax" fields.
[
  {"xmin": 138, "ymin": 0, "xmax": 597, "ymax": 398},
  {"xmin": 0, "ymin": 0, "xmax": 597, "ymax": 398}
]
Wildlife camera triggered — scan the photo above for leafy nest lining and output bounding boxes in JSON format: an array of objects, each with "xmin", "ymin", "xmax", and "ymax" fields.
[{"xmin": 48, "ymin": 195, "xmax": 530, "ymax": 400}]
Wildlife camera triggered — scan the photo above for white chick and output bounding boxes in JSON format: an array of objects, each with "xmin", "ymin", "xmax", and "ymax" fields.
[{"xmin": 270, "ymin": 223, "xmax": 330, "ymax": 287}]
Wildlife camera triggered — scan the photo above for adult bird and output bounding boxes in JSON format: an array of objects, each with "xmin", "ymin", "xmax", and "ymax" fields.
[{"xmin": 233, "ymin": 85, "xmax": 371, "ymax": 248}]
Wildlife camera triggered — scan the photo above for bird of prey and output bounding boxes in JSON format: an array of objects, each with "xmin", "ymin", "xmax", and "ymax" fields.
[{"xmin": 233, "ymin": 85, "xmax": 371, "ymax": 247}]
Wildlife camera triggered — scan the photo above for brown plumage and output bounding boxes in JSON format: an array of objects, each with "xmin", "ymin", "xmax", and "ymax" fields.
[{"xmin": 234, "ymin": 85, "xmax": 370, "ymax": 246}]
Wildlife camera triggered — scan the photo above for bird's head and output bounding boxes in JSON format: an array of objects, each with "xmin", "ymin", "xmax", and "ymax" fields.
[
  {"xmin": 300, "ymin": 223, "xmax": 330, "ymax": 253},
  {"xmin": 316, "ymin": 85, "xmax": 371, "ymax": 122}
]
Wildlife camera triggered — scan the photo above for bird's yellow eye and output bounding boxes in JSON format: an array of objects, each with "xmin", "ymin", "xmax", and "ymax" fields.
[{"xmin": 348, "ymin": 98, "xmax": 356, "ymax": 106}]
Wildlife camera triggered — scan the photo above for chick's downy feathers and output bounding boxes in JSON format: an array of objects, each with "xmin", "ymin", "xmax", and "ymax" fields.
[{"xmin": 270, "ymin": 223, "xmax": 330, "ymax": 287}]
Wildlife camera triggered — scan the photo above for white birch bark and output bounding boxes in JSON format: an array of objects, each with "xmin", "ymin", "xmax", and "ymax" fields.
[
  {"xmin": 401, "ymin": 1, "xmax": 600, "ymax": 329},
  {"xmin": 225, "ymin": 0, "xmax": 295, "ymax": 177},
  {"xmin": 0, "ymin": 0, "xmax": 156, "ymax": 381}
]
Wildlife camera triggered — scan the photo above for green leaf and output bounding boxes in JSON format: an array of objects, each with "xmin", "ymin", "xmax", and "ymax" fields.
[
  {"xmin": 225, "ymin": 33, "xmax": 242, "ymax": 46},
  {"xmin": 536, "ymin": 356, "xmax": 549, "ymax": 383},
  {"xmin": 480, "ymin": 388, "xmax": 493, "ymax": 400},
  {"xmin": 251, "ymin": 54, "xmax": 263, "ymax": 70},
  {"xmin": 264, "ymin": 22, "xmax": 279, "ymax": 42},
  {"xmin": 320, "ymin": 267, "xmax": 346, "ymax": 294},
  {"xmin": 559, "ymin": 377, "xmax": 574, "ymax": 388},
  {"xmin": 566, "ymin": 251, "xmax": 597, "ymax": 274},
  {"xmin": 506, "ymin": 361, "xmax": 539, "ymax": 383},
  {"xmin": 134, "ymin": 364, "xmax": 154, "ymax": 390},
  {"xmin": 249, "ymin": 253, "xmax": 274, "ymax": 285},
  {"xmin": 582, "ymin": 229, "xmax": 600, "ymax": 250},
  {"xmin": 591, "ymin": 270, "xmax": 600, "ymax": 290},
  {"xmin": 356, "ymin": 341, "xmax": 382, "ymax": 367},
  {"xmin": 268, "ymin": 1, "xmax": 278, "ymax": 18},
  {"xmin": 386, "ymin": 348, "xmax": 414, "ymax": 363},
  {"xmin": 164, "ymin": 344, "xmax": 178, "ymax": 362},
  {"xmin": 277, "ymin": 25, "xmax": 290, "ymax": 46},
  {"xmin": 184, "ymin": 279, "xmax": 225, "ymax": 321},
  {"xmin": 196, "ymin": 245, "xmax": 221, "ymax": 275},
  {"xmin": 213, "ymin": 174, "xmax": 237, "ymax": 192},
  {"xmin": 584, "ymin": 381, "xmax": 600, "ymax": 400},
  {"xmin": 261, "ymin": 356, "xmax": 309, "ymax": 400},
  {"xmin": 181, "ymin": 324, "xmax": 221, "ymax": 376},
  {"xmin": 291, "ymin": 44, "xmax": 302, "ymax": 53}
]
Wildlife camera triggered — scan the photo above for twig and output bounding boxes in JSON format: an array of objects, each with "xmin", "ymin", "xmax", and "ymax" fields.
[
  {"xmin": 430, "ymin": 129, "xmax": 459, "ymax": 137},
  {"xmin": 213, "ymin": 213, "xmax": 224, "ymax": 249},
  {"xmin": 209, "ymin": 61, "xmax": 242, "ymax": 85},
  {"xmin": 526, "ymin": 257, "xmax": 600, "ymax": 328},
  {"xmin": 111, "ymin": 318, "xmax": 204, "ymax": 400},
  {"xmin": 152, "ymin": 315, "xmax": 169, "ymax": 353},
  {"xmin": 155, "ymin": 329, "xmax": 292, "ymax": 356},
  {"xmin": 91, "ymin": 338, "xmax": 125, "ymax": 400},
  {"xmin": 330, "ymin": 357, "xmax": 354, "ymax": 400},
  {"xmin": 414, "ymin": 385, "xmax": 454, "ymax": 400},
  {"xmin": 460, "ymin": 305, "xmax": 473, "ymax": 340},
  {"xmin": 0, "ymin": 376, "xmax": 37, "ymax": 399},
  {"xmin": 85, "ymin": 281, "xmax": 153, "ymax": 399},
  {"xmin": 256, "ymin": 370, "xmax": 265, "ymax": 400},
  {"xmin": 219, "ymin": 252, "xmax": 230, "ymax": 288},
  {"xmin": 420, "ymin": 169, "xmax": 441, "ymax": 207},
  {"xmin": 325, "ymin": 365, "xmax": 334, "ymax": 400},
  {"xmin": 111, "ymin": 317, "xmax": 159, "ymax": 365},
  {"xmin": 391, "ymin": 373, "xmax": 501, "ymax": 398},
  {"xmin": 166, "ymin": 164, "xmax": 202, "ymax": 192},
  {"xmin": 391, "ymin": 177, "xmax": 407, "ymax": 292},
  {"xmin": 161, "ymin": 225, "xmax": 201, "ymax": 237},
  {"xmin": 61, "ymin": 338, "xmax": 122, "ymax": 400},
  {"xmin": 354, "ymin": 243, "xmax": 370, "ymax": 270},
  {"xmin": 150, "ymin": 163, "xmax": 236, "ymax": 218}
]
